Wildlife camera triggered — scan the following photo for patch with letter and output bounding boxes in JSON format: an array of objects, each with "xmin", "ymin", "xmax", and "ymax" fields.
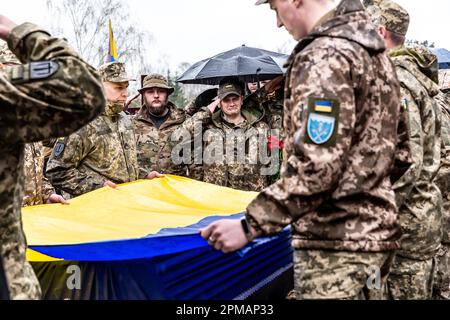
[
  {"xmin": 8, "ymin": 61, "xmax": 59, "ymax": 84},
  {"xmin": 53, "ymin": 139, "xmax": 66, "ymax": 158},
  {"xmin": 304, "ymin": 97, "xmax": 340, "ymax": 147}
]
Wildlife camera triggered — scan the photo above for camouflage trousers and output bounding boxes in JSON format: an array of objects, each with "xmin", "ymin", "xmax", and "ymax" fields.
[
  {"xmin": 1, "ymin": 226, "xmax": 41, "ymax": 300},
  {"xmin": 433, "ymin": 244, "xmax": 450, "ymax": 300},
  {"xmin": 1, "ymin": 244, "xmax": 41, "ymax": 300},
  {"xmin": 387, "ymin": 254, "xmax": 435, "ymax": 300},
  {"xmin": 291, "ymin": 250, "xmax": 394, "ymax": 300}
]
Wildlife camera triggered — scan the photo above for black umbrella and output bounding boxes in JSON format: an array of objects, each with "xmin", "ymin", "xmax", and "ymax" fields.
[{"xmin": 177, "ymin": 45, "xmax": 289, "ymax": 85}]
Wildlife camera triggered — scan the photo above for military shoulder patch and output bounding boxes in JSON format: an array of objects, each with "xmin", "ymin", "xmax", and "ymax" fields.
[
  {"xmin": 304, "ymin": 97, "xmax": 340, "ymax": 147},
  {"xmin": 7, "ymin": 61, "xmax": 59, "ymax": 84},
  {"xmin": 402, "ymin": 99, "xmax": 408, "ymax": 110},
  {"xmin": 53, "ymin": 138, "xmax": 66, "ymax": 158}
]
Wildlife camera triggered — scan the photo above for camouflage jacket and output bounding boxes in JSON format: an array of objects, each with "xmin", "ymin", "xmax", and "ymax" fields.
[
  {"xmin": 246, "ymin": 0, "xmax": 402, "ymax": 252},
  {"xmin": 46, "ymin": 107, "xmax": 139, "ymax": 198},
  {"xmin": 435, "ymin": 92, "xmax": 450, "ymax": 244},
  {"xmin": 22, "ymin": 142, "xmax": 55, "ymax": 207},
  {"xmin": 178, "ymin": 104, "xmax": 272, "ymax": 192},
  {"xmin": 0, "ymin": 23, "xmax": 105, "ymax": 299},
  {"xmin": 133, "ymin": 103, "xmax": 188, "ymax": 178},
  {"xmin": 245, "ymin": 89, "xmax": 284, "ymax": 135},
  {"xmin": 389, "ymin": 46, "xmax": 443, "ymax": 260}
]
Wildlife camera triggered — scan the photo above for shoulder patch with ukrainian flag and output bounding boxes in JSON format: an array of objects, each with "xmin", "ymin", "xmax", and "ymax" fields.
[
  {"xmin": 305, "ymin": 97, "xmax": 340, "ymax": 147},
  {"xmin": 402, "ymin": 99, "xmax": 408, "ymax": 110}
]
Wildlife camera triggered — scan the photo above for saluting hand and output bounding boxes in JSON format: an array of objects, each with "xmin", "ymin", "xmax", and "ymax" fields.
[
  {"xmin": 0, "ymin": 15, "xmax": 18, "ymax": 41},
  {"xmin": 207, "ymin": 99, "xmax": 221, "ymax": 113},
  {"xmin": 264, "ymin": 75, "xmax": 285, "ymax": 94}
]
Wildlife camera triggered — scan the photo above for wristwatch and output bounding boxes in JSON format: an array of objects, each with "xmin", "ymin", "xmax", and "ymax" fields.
[{"xmin": 240, "ymin": 217, "xmax": 254, "ymax": 242}]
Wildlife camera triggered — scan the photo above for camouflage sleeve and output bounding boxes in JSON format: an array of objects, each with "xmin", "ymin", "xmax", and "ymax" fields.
[
  {"xmin": 246, "ymin": 47, "xmax": 357, "ymax": 235},
  {"xmin": 435, "ymin": 104, "xmax": 450, "ymax": 194},
  {"xmin": 390, "ymin": 102, "xmax": 413, "ymax": 185},
  {"xmin": 177, "ymin": 109, "xmax": 212, "ymax": 181},
  {"xmin": 392, "ymin": 88, "xmax": 424, "ymax": 207},
  {"xmin": 0, "ymin": 23, "xmax": 105, "ymax": 143},
  {"xmin": 264, "ymin": 99, "xmax": 284, "ymax": 137},
  {"xmin": 46, "ymin": 131, "xmax": 106, "ymax": 197},
  {"xmin": 179, "ymin": 108, "xmax": 213, "ymax": 136},
  {"xmin": 41, "ymin": 177, "xmax": 55, "ymax": 203}
]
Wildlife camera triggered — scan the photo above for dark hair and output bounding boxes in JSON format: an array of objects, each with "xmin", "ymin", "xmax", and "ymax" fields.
[{"xmin": 386, "ymin": 30, "xmax": 406, "ymax": 47}]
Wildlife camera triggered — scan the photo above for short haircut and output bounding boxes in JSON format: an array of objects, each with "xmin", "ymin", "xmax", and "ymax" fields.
[{"xmin": 386, "ymin": 29, "xmax": 406, "ymax": 47}]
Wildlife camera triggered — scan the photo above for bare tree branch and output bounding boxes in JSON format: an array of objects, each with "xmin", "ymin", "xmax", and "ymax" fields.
[{"xmin": 45, "ymin": 0, "xmax": 154, "ymax": 76}]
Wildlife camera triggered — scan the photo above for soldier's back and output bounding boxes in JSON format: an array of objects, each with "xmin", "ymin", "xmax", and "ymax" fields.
[
  {"xmin": 389, "ymin": 46, "xmax": 443, "ymax": 260},
  {"xmin": 0, "ymin": 22, "xmax": 105, "ymax": 299}
]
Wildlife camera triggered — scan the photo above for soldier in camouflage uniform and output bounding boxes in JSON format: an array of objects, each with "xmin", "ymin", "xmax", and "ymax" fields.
[
  {"xmin": 201, "ymin": 0, "xmax": 403, "ymax": 300},
  {"xmin": 246, "ymin": 78, "xmax": 285, "ymax": 135},
  {"xmin": 245, "ymin": 77, "xmax": 286, "ymax": 184},
  {"xmin": 366, "ymin": 0, "xmax": 443, "ymax": 300},
  {"xmin": 46, "ymin": 62, "xmax": 141, "ymax": 198},
  {"xmin": 0, "ymin": 15, "xmax": 105, "ymax": 299},
  {"xmin": 177, "ymin": 78, "xmax": 271, "ymax": 192},
  {"xmin": 22, "ymin": 142, "xmax": 68, "ymax": 206},
  {"xmin": 434, "ymin": 86, "xmax": 450, "ymax": 299},
  {"xmin": 133, "ymin": 74, "xmax": 189, "ymax": 178},
  {"xmin": 184, "ymin": 88, "xmax": 218, "ymax": 117},
  {"xmin": 1, "ymin": 44, "xmax": 67, "ymax": 207}
]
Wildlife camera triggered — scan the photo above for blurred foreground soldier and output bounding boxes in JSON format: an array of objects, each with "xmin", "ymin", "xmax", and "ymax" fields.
[
  {"xmin": 0, "ymin": 258, "xmax": 8, "ymax": 300},
  {"xmin": 201, "ymin": 0, "xmax": 402, "ymax": 300},
  {"xmin": 434, "ymin": 91, "xmax": 450, "ymax": 299},
  {"xmin": 244, "ymin": 76, "xmax": 286, "ymax": 183},
  {"xmin": 133, "ymin": 74, "xmax": 188, "ymax": 178},
  {"xmin": 23, "ymin": 142, "xmax": 68, "ymax": 206},
  {"xmin": 47, "ymin": 62, "xmax": 154, "ymax": 198},
  {"xmin": 0, "ymin": 45, "xmax": 67, "ymax": 206},
  {"xmin": 0, "ymin": 15, "xmax": 105, "ymax": 299},
  {"xmin": 366, "ymin": 0, "xmax": 443, "ymax": 300}
]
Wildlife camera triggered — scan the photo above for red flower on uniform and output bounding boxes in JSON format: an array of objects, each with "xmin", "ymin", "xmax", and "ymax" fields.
[{"xmin": 268, "ymin": 135, "xmax": 284, "ymax": 151}]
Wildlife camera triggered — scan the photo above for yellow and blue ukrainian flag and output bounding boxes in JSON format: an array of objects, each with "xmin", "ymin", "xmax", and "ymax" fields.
[{"xmin": 107, "ymin": 19, "xmax": 118, "ymax": 63}]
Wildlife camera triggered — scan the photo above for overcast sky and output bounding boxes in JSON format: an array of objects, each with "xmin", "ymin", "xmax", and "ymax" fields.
[{"xmin": 3, "ymin": 0, "xmax": 450, "ymax": 71}]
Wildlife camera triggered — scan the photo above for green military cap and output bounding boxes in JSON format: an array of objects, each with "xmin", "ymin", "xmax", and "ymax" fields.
[
  {"xmin": 138, "ymin": 74, "xmax": 175, "ymax": 95},
  {"xmin": 0, "ymin": 43, "xmax": 21, "ymax": 65},
  {"xmin": 255, "ymin": 0, "xmax": 269, "ymax": 4},
  {"xmin": 218, "ymin": 78, "xmax": 244, "ymax": 100},
  {"xmin": 98, "ymin": 61, "xmax": 135, "ymax": 83},
  {"xmin": 365, "ymin": 0, "xmax": 410, "ymax": 36}
]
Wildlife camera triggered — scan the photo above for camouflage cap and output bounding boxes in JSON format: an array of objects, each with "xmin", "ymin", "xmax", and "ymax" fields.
[
  {"xmin": 255, "ymin": 0, "xmax": 269, "ymax": 5},
  {"xmin": 218, "ymin": 78, "xmax": 244, "ymax": 100},
  {"xmin": 365, "ymin": 0, "xmax": 410, "ymax": 36},
  {"xmin": 138, "ymin": 74, "xmax": 175, "ymax": 95},
  {"xmin": 98, "ymin": 61, "xmax": 135, "ymax": 83},
  {"xmin": 0, "ymin": 43, "xmax": 21, "ymax": 65}
]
